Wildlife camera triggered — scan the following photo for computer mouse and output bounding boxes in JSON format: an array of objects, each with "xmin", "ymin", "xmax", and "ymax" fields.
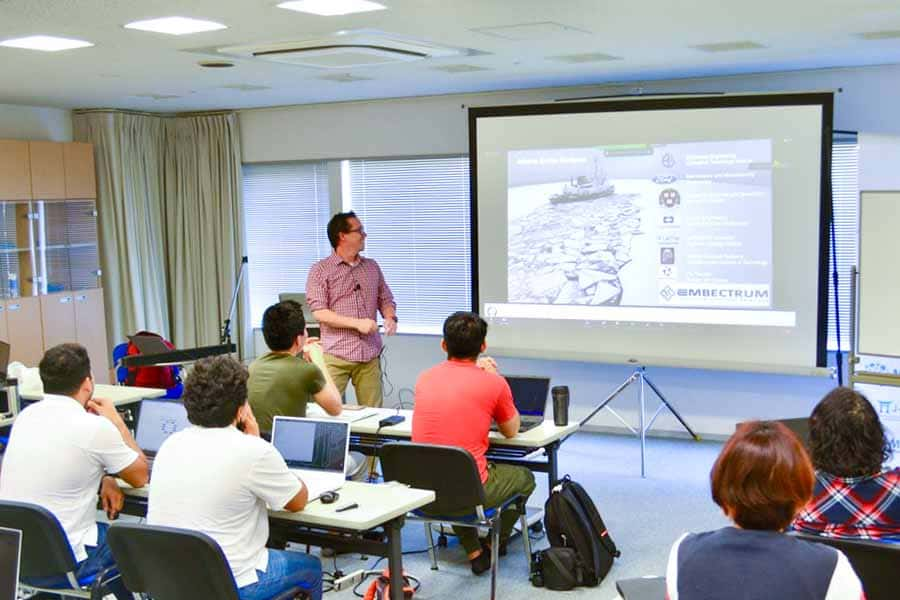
[{"xmin": 320, "ymin": 491, "xmax": 339, "ymax": 504}]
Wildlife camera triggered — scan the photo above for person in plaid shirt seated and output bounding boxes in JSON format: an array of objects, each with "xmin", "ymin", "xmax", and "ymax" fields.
[{"xmin": 793, "ymin": 387, "xmax": 900, "ymax": 541}]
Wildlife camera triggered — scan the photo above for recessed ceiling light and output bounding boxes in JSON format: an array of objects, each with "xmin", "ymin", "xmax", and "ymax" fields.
[
  {"xmin": 124, "ymin": 17, "xmax": 227, "ymax": 36},
  {"xmin": 0, "ymin": 35, "xmax": 93, "ymax": 52},
  {"xmin": 277, "ymin": 0, "xmax": 387, "ymax": 17}
]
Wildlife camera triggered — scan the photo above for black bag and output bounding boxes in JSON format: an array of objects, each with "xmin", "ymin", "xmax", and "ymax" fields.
[
  {"xmin": 530, "ymin": 547, "xmax": 582, "ymax": 591},
  {"xmin": 542, "ymin": 475, "xmax": 620, "ymax": 587}
]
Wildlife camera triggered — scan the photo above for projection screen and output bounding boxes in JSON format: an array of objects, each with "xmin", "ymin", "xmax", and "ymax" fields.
[{"xmin": 469, "ymin": 93, "xmax": 833, "ymax": 373}]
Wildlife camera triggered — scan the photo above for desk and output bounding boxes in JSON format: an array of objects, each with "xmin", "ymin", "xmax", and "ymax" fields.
[
  {"xmin": 347, "ymin": 408, "xmax": 579, "ymax": 491},
  {"xmin": 20, "ymin": 384, "xmax": 166, "ymax": 407},
  {"xmin": 120, "ymin": 480, "xmax": 435, "ymax": 600}
]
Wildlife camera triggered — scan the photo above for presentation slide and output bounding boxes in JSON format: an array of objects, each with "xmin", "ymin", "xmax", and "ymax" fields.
[{"xmin": 472, "ymin": 95, "xmax": 831, "ymax": 372}]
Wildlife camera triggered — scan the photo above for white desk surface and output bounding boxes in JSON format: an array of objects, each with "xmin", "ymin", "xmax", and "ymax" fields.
[
  {"xmin": 121, "ymin": 480, "xmax": 434, "ymax": 532},
  {"xmin": 21, "ymin": 384, "xmax": 166, "ymax": 406},
  {"xmin": 344, "ymin": 407, "xmax": 579, "ymax": 448}
]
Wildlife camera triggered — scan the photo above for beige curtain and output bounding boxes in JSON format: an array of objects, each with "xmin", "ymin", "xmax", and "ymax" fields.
[{"xmin": 72, "ymin": 110, "xmax": 249, "ymax": 357}]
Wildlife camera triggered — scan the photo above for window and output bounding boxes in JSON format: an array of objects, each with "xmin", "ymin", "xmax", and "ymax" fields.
[
  {"xmin": 242, "ymin": 162, "xmax": 332, "ymax": 326},
  {"xmin": 828, "ymin": 133, "xmax": 859, "ymax": 351},
  {"xmin": 344, "ymin": 157, "xmax": 471, "ymax": 334}
]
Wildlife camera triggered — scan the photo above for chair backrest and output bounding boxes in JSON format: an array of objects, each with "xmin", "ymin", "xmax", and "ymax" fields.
[
  {"xmin": 380, "ymin": 442, "xmax": 486, "ymax": 515},
  {"xmin": 112, "ymin": 342, "xmax": 129, "ymax": 384},
  {"xmin": 107, "ymin": 522, "xmax": 240, "ymax": 600},
  {"xmin": 793, "ymin": 532, "xmax": 900, "ymax": 600},
  {"xmin": 0, "ymin": 500, "xmax": 78, "ymax": 579}
]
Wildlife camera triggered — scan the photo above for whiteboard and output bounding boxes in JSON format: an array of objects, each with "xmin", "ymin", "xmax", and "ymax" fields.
[{"xmin": 858, "ymin": 191, "xmax": 900, "ymax": 358}]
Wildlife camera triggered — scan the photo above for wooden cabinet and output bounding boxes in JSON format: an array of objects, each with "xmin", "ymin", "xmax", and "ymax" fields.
[
  {"xmin": 74, "ymin": 289, "xmax": 109, "ymax": 384},
  {"xmin": 28, "ymin": 141, "xmax": 66, "ymax": 200},
  {"xmin": 40, "ymin": 292, "xmax": 77, "ymax": 350},
  {"xmin": 6, "ymin": 296, "xmax": 44, "ymax": 367},
  {"xmin": 63, "ymin": 142, "xmax": 96, "ymax": 199},
  {"xmin": 0, "ymin": 141, "xmax": 32, "ymax": 200}
]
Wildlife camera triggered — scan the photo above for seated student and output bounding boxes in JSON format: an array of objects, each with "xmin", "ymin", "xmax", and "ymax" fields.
[
  {"xmin": 249, "ymin": 300, "xmax": 342, "ymax": 434},
  {"xmin": 793, "ymin": 387, "xmax": 900, "ymax": 540},
  {"xmin": 147, "ymin": 356, "xmax": 322, "ymax": 600},
  {"xmin": 0, "ymin": 343, "xmax": 148, "ymax": 599},
  {"xmin": 667, "ymin": 421, "xmax": 863, "ymax": 600},
  {"xmin": 411, "ymin": 311, "xmax": 536, "ymax": 575}
]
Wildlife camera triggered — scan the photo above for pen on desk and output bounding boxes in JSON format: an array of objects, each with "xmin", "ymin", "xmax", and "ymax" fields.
[{"xmin": 335, "ymin": 502, "xmax": 359, "ymax": 512}]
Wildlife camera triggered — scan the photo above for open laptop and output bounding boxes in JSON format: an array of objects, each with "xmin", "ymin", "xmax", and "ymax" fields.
[
  {"xmin": 0, "ymin": 527, "xmax": 21, "ymax": 600},
  {"xmin": 128, "ymin": 334, "xmax": 171, "ymax": 356},
  {"xmin": 271, "ymin": 416, "xmax": 350, "ymax": 501},
  {"xmin": 490, "ymin": 375, "xmax": 551, "ymax": 434},
  {"xmin": 135, "ymin": 399, "xmax": 191, "ymax": 468}
]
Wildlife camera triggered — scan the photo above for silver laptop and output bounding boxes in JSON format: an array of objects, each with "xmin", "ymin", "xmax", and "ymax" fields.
[
  {"xmin": 135, "ymin": 399, "xmax": 191, "ymax": 460},
  {"xmin": 0, "ymin": 527, "xmax": 21, "ymax": 600},
  {"xmin": 271, "ymin": 416, "xmax": 350, "ymax": 501}
]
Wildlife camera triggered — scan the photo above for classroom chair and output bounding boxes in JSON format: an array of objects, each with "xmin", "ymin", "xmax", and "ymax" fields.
[
  {"xmin": 380, "ymin": 442, "xmax": 532, "ymax": 600},
  {"xmin": 793, "ymin": 532, "xmax": 900, "ymax": 600},
  {"xmin": 0, "ymin": 500, "xmax": 123, "ymax": 599},
  {"xmin": 106, "ymin": 522, "xmax": 308, "ymax": 600}
]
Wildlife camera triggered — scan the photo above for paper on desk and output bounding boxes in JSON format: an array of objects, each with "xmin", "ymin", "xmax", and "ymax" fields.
[{"xmin": 306, "ymin": 403, "xmax": 380, "ymax": 423}]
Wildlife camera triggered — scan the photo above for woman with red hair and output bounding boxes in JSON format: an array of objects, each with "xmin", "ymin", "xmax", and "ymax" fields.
[{"xmin": 666, "ymin": 421, "xmax": 863, "ymax": 599}]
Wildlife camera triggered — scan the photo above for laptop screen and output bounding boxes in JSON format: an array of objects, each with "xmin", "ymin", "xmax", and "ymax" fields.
[
  {"xmin": 0, "ymin": 527, "xmax": 21, "ymax": 600},
  {"xmin": 135, "ymin": 399, "xmax": 190, "ymax": 455},
  {"xmin": 505, "ymin": 376, "xmax": 550, "ymax": 417},
  {"xmin": 271, "ymin": 417, "xmax": 349, "ymax": 474}
]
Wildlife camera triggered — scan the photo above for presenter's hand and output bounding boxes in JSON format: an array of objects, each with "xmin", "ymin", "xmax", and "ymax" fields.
[
  {"xmin": 87, "ymin": 397, "xmax": 124, "ymax": 426},
  {"xmin": 237, "ymin": 404, "xmax": 260, "ymax": 438},
  {"xmin": 100, "ymin": 476, "xmax": 124, "ymax": 519},
  {"xmin": 476, "ymin": 356, "xmax": 499, "ymax": 374},
  {"xmin": 355, "ymin": 318, "xmax": 378, "ymax": 335},
  {"xmin": 303, "ymin": 341, "xmax": 325, "ymax": 365},
  {"xmin": 384, "ymin": 318, "xmax": 398, "ymax": 336}
]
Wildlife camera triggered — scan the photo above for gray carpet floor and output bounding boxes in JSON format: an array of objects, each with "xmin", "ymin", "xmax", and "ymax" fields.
[{"xmin": 321, "ymin": 431, "xmax": 729, "ymax": 599}]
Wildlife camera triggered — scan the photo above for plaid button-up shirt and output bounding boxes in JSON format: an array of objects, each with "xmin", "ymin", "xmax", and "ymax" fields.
[
  {"xmin": 792, "ymin": 468, "xmax": 900, "ymax": 540},
  {"xmin": 306, "ymin": 253, "xmax": 395, "ymax": 363}
]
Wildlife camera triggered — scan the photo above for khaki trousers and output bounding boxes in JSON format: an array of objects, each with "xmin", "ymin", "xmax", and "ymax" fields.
[{"xmin": 323, "ymin": 354, "xmax": 383, "ymax": 408}]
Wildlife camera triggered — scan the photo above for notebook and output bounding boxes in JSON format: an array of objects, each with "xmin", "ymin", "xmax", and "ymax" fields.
[
  {"xmin": 271, "ymin": 416, "xmax": 350, "ymax": 501},
  {"xmin": 135, "ymin": 399, "xmax": 191, "ymax": 459},
  {"xmin": 0, "ymin": 527, "xmax": 21, "ymax": 600},
  {"xmin": 127, "ymin": 334, "xmax": 171, "ymax": 356},
  {"xmin": 490, "ymin": 375, "xmax": 551, "ymax": 433}
]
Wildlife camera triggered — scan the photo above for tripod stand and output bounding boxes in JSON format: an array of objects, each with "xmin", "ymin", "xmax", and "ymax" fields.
[{"xmin": 581, "ymin": 365, "xmax": 700, "ymax": 477}]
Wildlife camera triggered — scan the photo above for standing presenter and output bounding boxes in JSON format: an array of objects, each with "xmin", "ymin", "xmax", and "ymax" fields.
[{"xmin": 306, "ymin": 211, "xmax": 397, "ymax": 408}]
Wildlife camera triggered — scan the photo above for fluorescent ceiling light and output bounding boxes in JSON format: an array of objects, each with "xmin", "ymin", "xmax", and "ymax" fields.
[
  {"xmin": 277, "ymin": 0, "xmax": 387, "ymax": 17},
  {"xmin": 0, "ymin": 35, "xmax": 93, "ymax": 52},
  {"xmin": 124, "ymin": 17, "xmax": 227, "ymax": 35}
]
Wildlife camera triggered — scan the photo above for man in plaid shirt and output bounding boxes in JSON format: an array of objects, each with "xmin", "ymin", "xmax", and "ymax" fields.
[
  {"xmin": 792, "ymin": 387, "xmax": 900, "ymax": 541},
  {"xmin": 306, "ymin": 211, "xmax": 397, "ymax": 408}
]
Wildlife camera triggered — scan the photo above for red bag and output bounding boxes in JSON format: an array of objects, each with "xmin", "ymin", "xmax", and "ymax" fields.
[{"xmin": 126, "ymin": 331, "xmax": 178, "ymax": 389}]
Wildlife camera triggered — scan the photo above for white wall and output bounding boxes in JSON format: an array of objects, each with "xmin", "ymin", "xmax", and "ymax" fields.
[
  {"xmin": 241, "ymin": 62, "xmax": 900, "ymax": 439},
  {"xmin": 0, "ymin": 103, "xmax": 72, "ymax": 141}
]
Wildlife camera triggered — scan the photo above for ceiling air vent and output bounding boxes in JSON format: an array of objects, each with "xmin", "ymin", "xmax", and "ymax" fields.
[{"xmin": 217, "ymin": 31, "xmax": 465, "ymax": 69}]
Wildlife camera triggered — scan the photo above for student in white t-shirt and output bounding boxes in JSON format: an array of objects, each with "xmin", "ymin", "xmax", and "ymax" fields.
[
  {"xmin": 0, "ymin": 343, "xmax": 148, "ymax": 599},
  {"xmin": 147, "ymin": 356, "xmax": 321, "ymax": 600}
]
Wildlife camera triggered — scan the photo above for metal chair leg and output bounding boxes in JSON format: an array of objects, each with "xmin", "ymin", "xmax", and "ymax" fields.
[
  {"xmin": 518, "ymin": 510, "xmax": 532, "ymax": 560},
  {"xmin": 423, "ymin": 521, "xmax": 438, "ymax": 570},
  {"xmin": 489, "ymin": 518, "xmax": 500, "ymax": 600}
]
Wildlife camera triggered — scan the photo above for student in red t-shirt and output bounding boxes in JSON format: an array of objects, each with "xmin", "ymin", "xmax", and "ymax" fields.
[{"xmin": 412, "ymin": 311, "xmax": 536, "ymax": 575}]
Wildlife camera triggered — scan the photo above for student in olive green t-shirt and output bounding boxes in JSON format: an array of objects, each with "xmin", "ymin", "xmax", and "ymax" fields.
[{"xmin": 249, "ymin": 300, "xmax": 342, "ymax": 434}]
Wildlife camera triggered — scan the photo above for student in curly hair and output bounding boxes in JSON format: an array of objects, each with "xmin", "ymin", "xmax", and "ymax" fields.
[
  {"xmin": 793, "ymin": 387, "xmax": 900, "ymax": 541},
  {"xmin": 667, "ymin": 421, "xmax": 863, "ymax": 600},
  {"xmin": 147, "ymin": 356, "xmax": 322, "ymax": 600}
]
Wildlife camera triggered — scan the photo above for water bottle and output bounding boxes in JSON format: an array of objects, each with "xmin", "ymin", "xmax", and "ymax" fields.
[{"xmin": 7, "ymin": 272, "xmax": 18, "ymax": 299}]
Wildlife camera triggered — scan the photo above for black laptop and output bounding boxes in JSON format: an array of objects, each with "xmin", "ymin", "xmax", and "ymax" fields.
[{"xmin": 490, "ymin": 375, "xmax": 551, "ymax": 433}]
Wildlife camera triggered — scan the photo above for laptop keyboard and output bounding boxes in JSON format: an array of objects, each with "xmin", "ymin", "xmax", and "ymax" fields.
[{"xmin": 489, "ymin": 419, "xmax": 542, "ymax": 434}]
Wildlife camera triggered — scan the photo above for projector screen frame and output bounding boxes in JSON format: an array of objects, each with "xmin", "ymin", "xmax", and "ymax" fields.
[{"xmin": 468, "ymin": 92, "xmax": 834, "ymax": 370}]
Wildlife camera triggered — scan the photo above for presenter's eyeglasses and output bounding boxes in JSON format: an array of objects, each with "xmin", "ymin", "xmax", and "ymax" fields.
[{"xmin": 347, "ymin": 227, "xmax": 367, "ymax": 237}]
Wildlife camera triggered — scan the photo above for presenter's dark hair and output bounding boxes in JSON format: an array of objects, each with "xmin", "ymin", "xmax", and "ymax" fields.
[
  {"xmin": 183, "ymin": 356, "xmax": 248, "ymax": 428},
  {"xmin": 711, "ymin": 420, "xmax": 814, "ymax": 531},
  {"xmin": 327, "ymin": 211, "xmax": 359, "ymax": 248},
  {"xmin": 443, "ymin": 311, "xmax": 488, "ymax": 360},
  {"xmin": 39, "ymin": 343, "xmax": 92, "ymax": 396},
  {"xmin": 809, "ymin": 387, "xmax": 891, "ymax": 478},
  {"xmin": 262, "ymin": 300, "xmax": 306, "ymax": 351}
]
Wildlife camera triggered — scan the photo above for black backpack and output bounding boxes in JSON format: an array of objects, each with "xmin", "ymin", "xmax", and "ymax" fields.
[{"xmin": 535, "ymin": 475, "xmax": 620, "ymax": 588}]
